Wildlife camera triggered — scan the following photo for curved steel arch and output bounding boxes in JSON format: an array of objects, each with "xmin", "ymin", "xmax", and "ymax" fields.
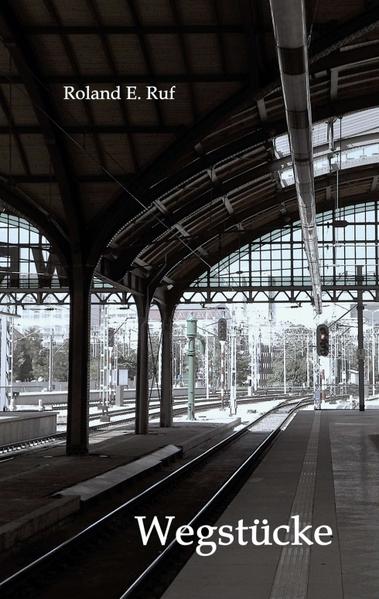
[
  {"xmin": 88, "ymin": 7, "xmax": 379, "ymax": 263},
  {"xmin": 159, "ymin": 193, "xmax": 379, "ymax": 305},
  {"xmin": 105, "ymin": 140, "xmax": 379, "ymax": 282},
  {"xmin": 139, "ymin": 168, "xmax": 379, "ymax": 301},
  {"xmin": 0, "ymin": 180, "xmax": 70, "ymax": 270},
  {"xmin": 103, "ymin": 92, "xmax": 379, "ymax": 283}
]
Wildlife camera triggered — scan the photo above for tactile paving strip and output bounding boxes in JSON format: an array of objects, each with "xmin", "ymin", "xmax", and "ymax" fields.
[{"xmin": 269, "ymin": 413, "xmax": 321, "ymax": 599}]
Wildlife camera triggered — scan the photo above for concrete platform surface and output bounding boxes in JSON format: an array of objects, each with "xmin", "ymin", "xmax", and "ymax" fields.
[
  {"xmin": 0, "ymin": 411, "xmax": 57, "ymax": 444},
  {"xmin": 0, "ymin": 418, "xmax": 239, "ymax": 552},
  {"xmin": 56, "ymin": 444, "xmax": 182, "ymax": 502},
  {"xmin": 162, "ymin": 411, "xmax": 379, "ymax": 599}
]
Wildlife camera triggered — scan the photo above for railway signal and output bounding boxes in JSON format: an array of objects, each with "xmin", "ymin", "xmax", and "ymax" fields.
[
  {"xmin": 317, "ymin": 324, "xmax": 329, "ymax": 357},
  {"xmin": 218, "ymin": 318, "xmax": 227, "ymax": 341},
  {"xmin": 108, "ymin": 327, "xmax": 115, "ymax": 347}
]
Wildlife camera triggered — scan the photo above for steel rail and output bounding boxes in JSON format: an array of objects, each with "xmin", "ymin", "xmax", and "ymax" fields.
[
  {"xmin": 0, "ymin": 396, "xmax": 311, "ymax": 593},
  {"xmin": 0, "ymin": 392, "xmax": 296, "ymax": 455},
  {"xmin": 0, "ymin": 396, "xmax": 220, "ymax": 455},
  {"xmin": 119, "ymin": 396, "xmax": 311, "ymax": 598}
]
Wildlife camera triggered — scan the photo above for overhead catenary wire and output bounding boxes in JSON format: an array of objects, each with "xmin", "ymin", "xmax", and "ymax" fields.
[{"xmin": 307, "ymin": 0, "xmax": 321, "ymax": 48}]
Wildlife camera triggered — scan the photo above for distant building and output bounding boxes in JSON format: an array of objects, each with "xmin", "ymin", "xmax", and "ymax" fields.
[
  {"xmin": 15, "ymin": 306, "xmax": 69, "ymax": 342},
  {"xmin": 257, "ymin": 341, "xmax": 273, "ymax": 387}
]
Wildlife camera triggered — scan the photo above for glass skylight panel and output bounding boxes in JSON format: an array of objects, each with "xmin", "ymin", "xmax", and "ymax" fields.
[
  {"xmin": 340, "ymin": 107, "xmax": 379, "ymax": 139},
  {"xmin": 274, "ymin": 121, "xmax": 328, "ymax": 158},
  {"xmin": 278, "ymin": 142, "xmax": 379, "ymax": 187},
  {"xmin": 274, "ymin": 106, "xmax": 379, "ymax": 168},
  {"xmin": 274, "ymin": 133, "xmax": 290, "ymax": 158}
]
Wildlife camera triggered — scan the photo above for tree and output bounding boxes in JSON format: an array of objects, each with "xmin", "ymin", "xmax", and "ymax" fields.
[
  {"xmin": 117, "ymin": 348, "xmax": 137, "ymax": 379},
  {"xmin": 266, "ymin": 325, "xmax": 312, "ymax": 387},
  {"xmin": 237, "ymin": 342, "xmax": 251, "ymax": 385},
  {"xmin": 53, "ymin": 339, "xmax": 69, "ymax": 382},
  {"xmin": 13, "ymin": 328, "xmax": 48, "ymax": 381},
  {"xmin": 15, "ymin": 351, "xmax": 33, "ymax": 382},
  {"xmin": 148, "ymin": 331, "xmax": 161, "ymax": 382}
]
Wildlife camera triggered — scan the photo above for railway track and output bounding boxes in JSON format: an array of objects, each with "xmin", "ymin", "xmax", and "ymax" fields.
[
  {"xmin": 0, "ymin": 396, "xmax": 311, "ymax": 599},
  {"xmin": 0, "ymin": 392, "xmax": 297, "ymax": 456},
  {"xmin": 0, "ymin": 397, "xmax": 218, "ymax": 455}
]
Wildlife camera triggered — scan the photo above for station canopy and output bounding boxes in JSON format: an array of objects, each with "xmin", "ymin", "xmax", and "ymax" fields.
[{"xmin": 0, "ymin": 1, "xmax": 378, "ymax": 304}]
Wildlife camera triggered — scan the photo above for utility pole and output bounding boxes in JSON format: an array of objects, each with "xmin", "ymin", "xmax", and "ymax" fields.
[
  {"xmin": 248, "ymin": 330, "xmax": 255, "ymax": 396},
  {"xmin": 99, "ymin": 305, "xmax": 111, "ymax": 422},
  {"xmin": 306, "ymin": 333, "xmax": 310, "ymax": 389},
  {"xmin": 283, "ymin": 330, "xmax": 287, "ymax": 394},
  {"xmin": 229, "ymin": 322, "xmax": 237, "ymax": 415},
  {"xmin": 342, "ymin": 330, "xmax": 347, "ymax": 396},
  {"xmin": 312, "ymin": 325, "xmax": 322, "ymax": 408},
  {"xmin": 372, "ymin": 314, "xmax": 375, "ymax": 396},
  {"xmin": 313, "ymin": 331, "xmax": 316, "ymax": 393},
  {"xmin": 205, "ymin": 329, "xmax": 209, "ymax": 400},
  {"xmin": 333, "ymin": 326, "xmax": 337, "ymax": 396},
  {"xmin": 157, "ymin": 332, "xmax": 162, "ymax": 390},
  {"xmin": 48, "ymin": 332, "xmax": 54, "ymax": 392},
  {"xmin": 187, "ymin": 317, "xmax": 197, "ymax": 420},
  {"xmin": 371, "ymin": 309, "xmax": 379, "ymax": 395},
  {"xmin": 218, "ymin": 317, "xmax": 227, "ymax": 410},
  {"xmin": 220, "ymin": 341, "xmax": 225, "ymax": 410},
  {"xmin": 356, "ymin": 265, "xmax": 365, "ymax": 411},
  {"xmin": 179, "ymin": 339, "xmax": 183, "ymax": 385}
]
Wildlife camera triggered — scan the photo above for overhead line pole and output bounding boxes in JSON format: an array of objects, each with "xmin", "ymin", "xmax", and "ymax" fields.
[{"xmin": 356, "ymin": 266, "xmax": 365, "ymax": 411}]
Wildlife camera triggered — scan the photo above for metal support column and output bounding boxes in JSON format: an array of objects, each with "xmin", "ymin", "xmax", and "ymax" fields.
[
  {"xmin": 135, "ymin": 296, "xmax": 150, "ymax": 434},
  {"xmin": 66, "ymin": 265, "xmax": 92, "ymax": 456},
  {"xmin": 159, "ymin": 303, "xmax": 175, "ymax": 427},
  {"xmin": 356, "ymin": 265, "xmax": 365, "ymax": 411}
]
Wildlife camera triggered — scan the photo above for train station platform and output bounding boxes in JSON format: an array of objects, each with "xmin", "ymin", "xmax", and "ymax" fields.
[
  {"xmin": 0, "ymin": 416, "xmax": 239, "ymax": 553},
  {"xmin": 162, "ymin": 410, "xmax": 379, "ymax": 599}
]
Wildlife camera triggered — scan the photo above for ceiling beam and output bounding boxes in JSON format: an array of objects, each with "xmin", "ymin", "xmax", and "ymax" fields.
[
  {"xmin": 0, "ymin": 87, "xmax": 31, "ymax": 175},
  {"xmin": 0, "ymin": 73, "xmax": 247, "ymax": 83},
  {"xmin": 169, "ymin": 0, "xmax": 198, "ymax": 119},
  {"xmin": 128, "ymin": 0, "xmax": 164, "ymax": 127},
  {"xmin": 309, "ymin": 5, "xmax": 379, "ymax": 62},
  {"xmin": 85, "ymin": 0, "xmax": 139, "ymax": 170},
  {"xmin": 0, "ymin": 124, "xmax": 184, "ymax": 134},
  {"xmin": 43, "ymin": 0, "xmax": 106, "ymax": 169},
  {"xmin": 0, "ymin": 2, "xmax": 82, "ymax": 252},
  {"xmin": 0, "ymin": 173, "xmax": 133, "ymax": 183},
  {"xmin": 239, "ymin": 0, "xmax": 264, "ymax": 89},
  {"xmin": 23, "ymin": 25, "xmax": 246, "ymax": 35}
]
